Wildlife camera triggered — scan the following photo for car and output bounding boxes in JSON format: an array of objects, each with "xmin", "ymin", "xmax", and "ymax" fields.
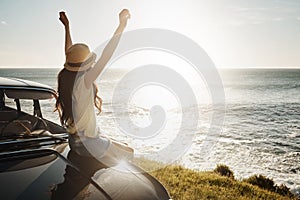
[{"xmin": 0, "ymin": 77, "xmax": 171, "ymax": 200}]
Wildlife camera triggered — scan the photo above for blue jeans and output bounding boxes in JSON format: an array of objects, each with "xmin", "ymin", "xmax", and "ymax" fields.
[{"xmin": 68, "ymin": 133, "xmax": 110, "ymax": 158}]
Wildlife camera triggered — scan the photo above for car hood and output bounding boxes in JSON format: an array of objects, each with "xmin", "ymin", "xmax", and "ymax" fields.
[{"xmin": 0, "ymin": 144, "xmax": 170, "ymax": 200}]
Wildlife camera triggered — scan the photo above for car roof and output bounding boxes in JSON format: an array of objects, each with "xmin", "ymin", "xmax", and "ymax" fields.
[{"xmin": 0, "ymin": 77, "xmax": 56, "ymax": 100}]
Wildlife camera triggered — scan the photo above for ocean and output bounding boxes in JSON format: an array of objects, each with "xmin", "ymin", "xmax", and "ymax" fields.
[{"xmin": 0, "ymin": 67, "xmax": 299, "ymax": 195}]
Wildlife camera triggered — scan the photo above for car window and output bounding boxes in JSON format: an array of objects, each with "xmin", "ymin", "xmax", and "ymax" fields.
[
  {"xmin": 39, "ymin": 98, "xmax": 60, "ymax": 125},
  {"xmin": 3, "ymin": 94, "xmax": 60, "ymax": 125},
  {"xmin": 4, "ymin": 95, "xmax": 17, "ymax": 110},
  {"xmin": 18, "ymin": 99, "xmax": 34, "ymax": 115},
  {"xmin": 4, "ymin": 96, "xmax": 33, "ymax": 115}
]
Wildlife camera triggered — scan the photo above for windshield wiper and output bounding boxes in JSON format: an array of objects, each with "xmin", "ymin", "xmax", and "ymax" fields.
[{"xmin": 0, "ymin": 133, "xmax": 68, "ymax": 152}]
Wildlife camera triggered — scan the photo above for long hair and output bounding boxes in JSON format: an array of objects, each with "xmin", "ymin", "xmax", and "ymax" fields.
[{"xmin": 55, "ymin": 68, "xmax": 102, "ymax": 127}]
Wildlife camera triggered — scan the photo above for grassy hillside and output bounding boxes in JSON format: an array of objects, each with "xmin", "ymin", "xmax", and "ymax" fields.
[{"xmin": 135, "ymin": 160, "xmax": 296, "ymax": 200}]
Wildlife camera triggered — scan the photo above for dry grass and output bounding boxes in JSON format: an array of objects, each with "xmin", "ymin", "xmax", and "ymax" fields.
[{"xmin": 147, "ymin": 164, "xmax": 297, "ymax": 200}]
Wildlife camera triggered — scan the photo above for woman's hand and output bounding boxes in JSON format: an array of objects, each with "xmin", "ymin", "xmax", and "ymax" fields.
[
  {"xmin": 59, "ymin": 11, "xmax": 69, "ymax": 27},
  {"xmin": 119, "ymin": 9, "xmax": 130, "ymax": 26},
  {"xmin": 84, "ymin": 9, "xmax": 131, "ymax": 87}
]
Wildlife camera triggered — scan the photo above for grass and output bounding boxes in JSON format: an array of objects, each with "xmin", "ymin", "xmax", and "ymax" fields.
[{"xmin": 135, "ymin": 159, "xmax": 297, "ymax": 200}]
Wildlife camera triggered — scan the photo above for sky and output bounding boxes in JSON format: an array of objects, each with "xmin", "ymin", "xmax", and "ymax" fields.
[{"xmin": 0, "ymin": 0, "xmax": 300, "ymax": 68}]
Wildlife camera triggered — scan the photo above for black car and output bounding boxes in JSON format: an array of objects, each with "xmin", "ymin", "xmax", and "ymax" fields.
[{"xmin": 0, "ymin": 77, "xmax": 171, "ymax": 200}]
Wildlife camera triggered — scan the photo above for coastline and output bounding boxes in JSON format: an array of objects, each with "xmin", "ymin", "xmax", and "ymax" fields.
[{"xmin": 1, "ymin": 67, "xmax": 299, "ymax": 197}]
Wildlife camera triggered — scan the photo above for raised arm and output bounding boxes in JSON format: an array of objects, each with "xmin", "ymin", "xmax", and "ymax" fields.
[
  {"xmin": 59, "ymin": 12, "xmax": 73, "ymax": 54},
  {"xmin": 84, "ymin": 9, "xmax": 130, "ymax": 87}
]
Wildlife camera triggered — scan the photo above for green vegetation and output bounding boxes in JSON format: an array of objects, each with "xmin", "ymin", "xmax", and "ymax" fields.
[
  {"xmin": 213, "ymin": 164, "xmax": 235, "ymax": 179},
  {"xmin": 143, "ymin": 162, "xmax": 297, "ymax": 200},
  {"xmin": 244, "ymin": 175, "xmax": 295, "ymax": 198}
]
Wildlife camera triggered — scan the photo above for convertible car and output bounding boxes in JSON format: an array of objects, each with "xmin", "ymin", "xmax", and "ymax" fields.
[{"xmin": 0, "ymin": 77, "xmax": 171, "ymax": 200}]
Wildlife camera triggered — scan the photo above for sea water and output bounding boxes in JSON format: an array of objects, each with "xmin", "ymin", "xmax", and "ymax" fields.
[{"xmin": 0, "ymin": 67, "xmax": 299, "ymax": 195}]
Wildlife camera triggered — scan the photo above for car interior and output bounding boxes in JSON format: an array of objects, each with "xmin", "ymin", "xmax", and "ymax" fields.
[{"xmin": 0, "ymin": 89, "xmax": 66, "ymax": 137}]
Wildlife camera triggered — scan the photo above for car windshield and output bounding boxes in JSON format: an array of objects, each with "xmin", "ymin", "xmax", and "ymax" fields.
[
  {"xmin": 0, "ymin": 97, "xmax": 67, "ymax": 152},
  {"xmin": 0, "ymin": 85, "xmax": 67, "ymax": 152}
]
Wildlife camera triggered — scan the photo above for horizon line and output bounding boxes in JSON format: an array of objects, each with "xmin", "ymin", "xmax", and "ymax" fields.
[{"xmin": 0, "ymin": 66, "xmax": 300, "ymax": 69}]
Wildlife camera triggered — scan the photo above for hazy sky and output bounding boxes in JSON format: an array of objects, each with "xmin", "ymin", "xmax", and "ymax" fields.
[{"xmin": 0, "ymin": 0, "xmax": 300, "ymax": 68}]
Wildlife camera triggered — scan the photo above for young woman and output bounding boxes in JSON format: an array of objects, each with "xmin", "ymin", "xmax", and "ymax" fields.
[{"xmin": 56, "ymin": 10, "xmax": 133, "ymax": 162}]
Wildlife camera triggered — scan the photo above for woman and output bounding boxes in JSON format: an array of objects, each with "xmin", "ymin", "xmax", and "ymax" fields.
[{"xmin": 56, "ymin": 9, "xmax": 133, "ymax": 162}]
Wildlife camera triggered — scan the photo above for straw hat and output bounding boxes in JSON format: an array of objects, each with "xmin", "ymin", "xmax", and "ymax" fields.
[{"xmin": 64, "ymin": 43, "xmax": 96, "ymax": 72}]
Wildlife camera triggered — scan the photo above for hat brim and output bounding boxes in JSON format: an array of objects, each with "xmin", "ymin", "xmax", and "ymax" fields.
[{"xmin": 64, "ymin": 52, "xmax": 96, "ymax": 72}]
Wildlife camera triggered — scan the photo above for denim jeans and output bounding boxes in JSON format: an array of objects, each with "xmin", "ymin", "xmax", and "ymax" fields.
[{"xmin": 68, "ymin": 133, "xmax": 110, "ymax": 159}]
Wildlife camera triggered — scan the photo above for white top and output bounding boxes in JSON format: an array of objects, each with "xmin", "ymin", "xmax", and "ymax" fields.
[
  {"xmin": 71, "ymin": 74, "xmax": 97, "ymax": 138},
  {"xmin": 66, "ymin": 74, "xmax": 112, "ymax": 159}
]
